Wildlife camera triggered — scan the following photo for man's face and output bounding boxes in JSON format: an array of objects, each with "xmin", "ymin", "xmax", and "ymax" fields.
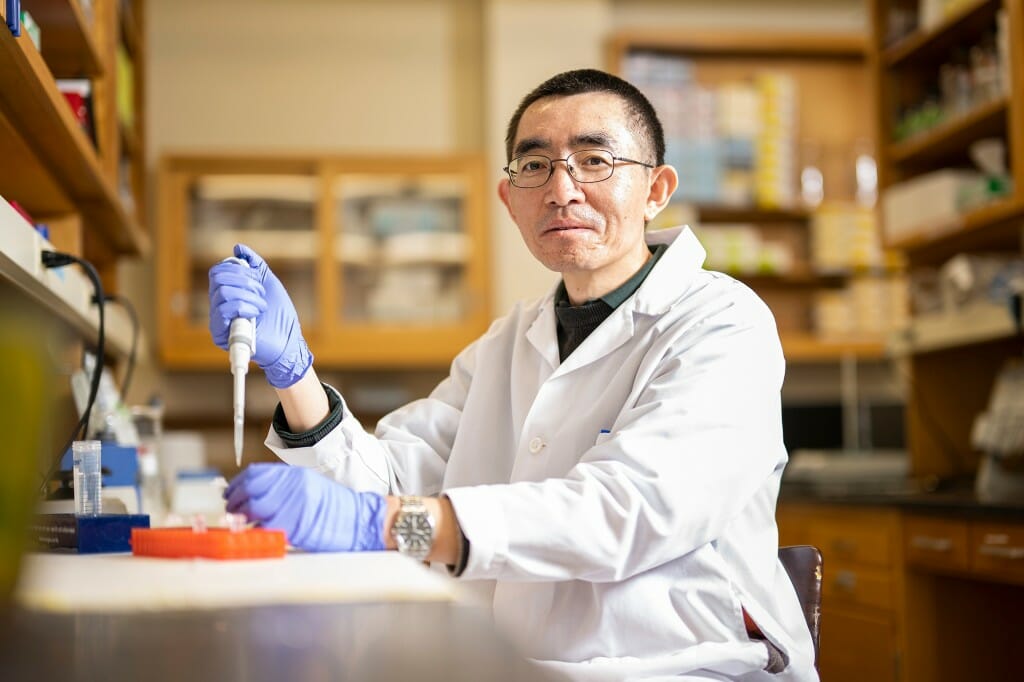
[{"xmin": 498, "ymin": 92, "xmax": 666, "ymax": 299}]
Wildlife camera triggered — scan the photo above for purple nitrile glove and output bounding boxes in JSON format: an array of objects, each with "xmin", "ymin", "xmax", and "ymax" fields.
[
  {"xmin": 224, "ymin": 463, "xmax": 386, "ymax": 552},
  {"xmin": 208, "ymin": 243, "xmax": 313, "ymax": 388}
]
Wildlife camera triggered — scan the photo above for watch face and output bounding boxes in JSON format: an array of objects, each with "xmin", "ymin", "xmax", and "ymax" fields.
[{"xmin": 395, "ymin": 510, "xmax": 434, "ymax": 558}]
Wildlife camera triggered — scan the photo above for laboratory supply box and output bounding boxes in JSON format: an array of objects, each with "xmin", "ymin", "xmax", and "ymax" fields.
[{"xmin": 29, "ymin": 514, "xmax": 150, "ymax": 554}]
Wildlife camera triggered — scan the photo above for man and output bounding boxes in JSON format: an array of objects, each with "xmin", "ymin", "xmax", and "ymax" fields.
[{"xmin": 209, "ymin": 69, "xmax": 817, "ymax": 681}]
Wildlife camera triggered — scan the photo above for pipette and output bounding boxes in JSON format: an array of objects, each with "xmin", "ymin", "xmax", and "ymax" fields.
[{"xmin": 224, "ymin": 257, "xmax": 256, "ymax": 467}]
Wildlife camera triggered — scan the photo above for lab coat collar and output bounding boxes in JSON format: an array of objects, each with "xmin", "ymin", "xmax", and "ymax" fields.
[
  {"xmin": 633, "ymin": 225, "xmax": 707, "ymax": 315},
  {"xmin": 525, "ymin": 225, "xmax": 705, "ymax": 374}
]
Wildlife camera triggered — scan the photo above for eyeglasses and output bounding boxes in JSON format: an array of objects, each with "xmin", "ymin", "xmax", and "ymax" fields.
[{"xmin": 503, "ymin": 149, "xmax": 655, "ymax": 188}]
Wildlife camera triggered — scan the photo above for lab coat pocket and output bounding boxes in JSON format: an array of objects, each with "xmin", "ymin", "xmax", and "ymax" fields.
[{"xmin": 594, "ymin": 430, "xmax": 613, "ymax": 446}]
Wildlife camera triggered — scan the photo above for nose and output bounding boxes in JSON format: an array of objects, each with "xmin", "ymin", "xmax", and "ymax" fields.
[{"xmin": 545, "ymin": 160, "xmax": 584, "ymax": 206}]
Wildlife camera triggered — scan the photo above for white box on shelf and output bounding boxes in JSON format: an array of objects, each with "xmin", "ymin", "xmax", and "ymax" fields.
[
  {"xmin": 881, "ymin": 170, "xmax": 982, "ymax": 243},
  {"xmin": 0, "ymin": 195, "xmax": 136, "ymax": 357},
  {"xmin": 0, "ymin": 196, "xmax": 42, "ymax": 278}
]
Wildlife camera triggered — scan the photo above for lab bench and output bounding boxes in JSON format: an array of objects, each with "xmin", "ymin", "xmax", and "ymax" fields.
[
  {"xmin": 0, "ymin": 552, "xmax": 553, "ymax": 682},
  {"xmin": 778, "ymin": 487, "xmax": 1024, "ymax": 682},
  {"xmin": 0, "ymin": 601, "xmax": 548, "ymax": 682}
]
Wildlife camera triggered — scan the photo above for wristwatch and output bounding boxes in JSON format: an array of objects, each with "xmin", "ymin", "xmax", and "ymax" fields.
[{"xmin": 391, "ymin": 496, "xmax": 436, "ymax": 561}]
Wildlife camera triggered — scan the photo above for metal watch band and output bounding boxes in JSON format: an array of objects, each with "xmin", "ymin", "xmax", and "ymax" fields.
[{"xmin": 399, "ymin": 496, "xmax": 427, "ymax": 513}]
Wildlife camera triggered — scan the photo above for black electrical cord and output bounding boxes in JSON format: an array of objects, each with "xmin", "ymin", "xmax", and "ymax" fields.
[
  {"xmin": 102, "ymin": 293, "xmax": 138, "ymax": 400},
  {"xmin": 38, "ymin": 250, "xmax": 105, "ymax": 496}
]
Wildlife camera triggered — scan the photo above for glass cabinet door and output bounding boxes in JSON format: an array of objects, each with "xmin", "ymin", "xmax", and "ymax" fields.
[
  {"xmin": 181, "ymin": 172, "xmax": 320, "ymax": 330},
  {"xmin": 333, "ymin": 171, "xmax": 469, "ymax": 325}
]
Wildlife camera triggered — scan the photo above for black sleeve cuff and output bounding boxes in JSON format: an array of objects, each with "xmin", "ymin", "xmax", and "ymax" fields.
[
  {"xmin": 272, "ymin": 382, "xmax": 344, "ymax": 448},
  {"xmin": 450, "ymin": 529, "xmax": 471, "ymax": 577},
  {"xmin": 441, "ymin": 493, "xmax": 471, "ymax": 577}
]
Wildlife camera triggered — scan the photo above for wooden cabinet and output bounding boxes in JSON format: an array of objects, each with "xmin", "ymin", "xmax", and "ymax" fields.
[
  {"xmin": 781, "ymin": 502, "xmax": 1024, "ymax": 682},
  {"xmin": 900, "ymin": 512, "xmax": 1024, "ymax": 681},
  {"xmin": 607, "ymin": 30, "xmax": 900, "ymax": 363},
  {"xmin": 157, "ymin": 153, "xmax": 491, "ymax": 369},
  {"xmin": 870, "ymin": 0, "xmax": 1024, "ymax": 480},
  {"xmin": 778, "ymin": 502, "xmax": 906, "ymax": 682}
]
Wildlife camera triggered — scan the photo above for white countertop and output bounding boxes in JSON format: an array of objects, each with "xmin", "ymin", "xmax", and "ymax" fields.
[{"xmin": 16, "ymin": 551, "xmax": 458, "ymax": 613}]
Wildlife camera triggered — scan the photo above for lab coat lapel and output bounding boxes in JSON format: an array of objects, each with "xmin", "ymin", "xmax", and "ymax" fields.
[{"xmin": 526, "ymin": 296, "xmax": 561, "ymax": 371}]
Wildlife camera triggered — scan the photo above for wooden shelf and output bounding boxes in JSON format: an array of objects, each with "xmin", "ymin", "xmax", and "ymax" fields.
[
  {"xmin": 0, "ymin": 196, "xmax": 135, "ymax": 358},
  {"xmin": 887, "ymin": 96, "xmax": 1008, "ymax": 167},
  {"xmin": 22, "ymin": 0, "xmax": 103, "ymax": 76},
  {"xmin": 886, "ymin": 197, "xmax": 1024, "ymax": 266},
  {"xmin": 697, "ymin": 205, "xmax": 811, "ymax": 224},
  {"xmin": 891, "ymin": 302, "xmax": 1019, "ymax": 355},
  {"xmin": 0, "ymin": 15, "xmax": 148, "ymax": 258},
  {"xmin": 883, "ymin": 0, "xmax": 1000, "ymax": 67},
  {"xmin": 781, "ymin": 333, "xmax": 888, "ymax": 362},
  {"xmin": 607, "ymin": 29, "xmax": 866, "ymax": 59},
  {"xmin": 734, "ymin": 271, "xmax": 846, "ymax": 290}
]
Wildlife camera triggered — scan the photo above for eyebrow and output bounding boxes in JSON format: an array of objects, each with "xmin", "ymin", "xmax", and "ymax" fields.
[{"xmin": 513, "ymin": 131, "xmax": 619, "ymax": 158}]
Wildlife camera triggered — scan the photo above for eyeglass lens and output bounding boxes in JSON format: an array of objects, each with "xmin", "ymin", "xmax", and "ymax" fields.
[{"xmin": 508, "ymin": 150, "xmax": 615, "ymax": 187}]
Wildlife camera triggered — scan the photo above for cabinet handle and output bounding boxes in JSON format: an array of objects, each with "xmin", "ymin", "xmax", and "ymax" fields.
[
  {"xmin": 910, "ymin": 535, "xmax": 953, "ymax": 552},
  {"xmin": 978, "ymin": 545, "xmax": 1024, "ymax": 560}
]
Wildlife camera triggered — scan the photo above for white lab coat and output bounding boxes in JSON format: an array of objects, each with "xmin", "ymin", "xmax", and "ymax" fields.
[{"xmin": 266, "ymin": 226, "xmax": 818, "ymax": 682}]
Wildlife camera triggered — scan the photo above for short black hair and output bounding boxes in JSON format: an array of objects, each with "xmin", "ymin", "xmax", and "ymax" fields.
[{"xmin": 504, "ymin": 68, "xmax": 665, "ymax": 166}]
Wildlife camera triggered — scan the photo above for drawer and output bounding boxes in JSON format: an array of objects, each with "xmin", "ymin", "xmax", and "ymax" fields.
[
  {"xmin": 970, "ymin": 522, "xmax": 1024, "ymax": 584},
  {"xmin": 808, "ymin": 520, "xmax": 894, "ymax": 569},
  {"xmin": 904, "ymin": 515, "xmax": 970, "ymax": 573},
  {"xmin": 821, "ymin": 564, "xmax": 894, "ymax": 612}
]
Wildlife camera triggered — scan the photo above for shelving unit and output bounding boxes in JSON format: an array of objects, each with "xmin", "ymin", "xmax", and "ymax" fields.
[
  {"xmin": 872, "ymin": 0, "xmax": 1024, "ymax": 477},
  {"xmin": 0, "ymin": 1, "xmax": 147, "ymax": 402},
  {"xmin": 867, "ymin": 2, "xmax": 1024, "ymax": 678},
  {"xmin": 608, "ymin": 29, "xmax": 897, "ymax": 364},
  {"xmin": 0, "ymin": 2, "xmax": 147, "ymax": 260}
]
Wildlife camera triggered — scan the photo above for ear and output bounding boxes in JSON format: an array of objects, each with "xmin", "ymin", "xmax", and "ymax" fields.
[
  {"xmin": 497, "ymin": 177, "xmax": 516, "ymax": 220},
  {"xmin": 644, "ymin": 165, "xmax": 679, "ymax": 223}
]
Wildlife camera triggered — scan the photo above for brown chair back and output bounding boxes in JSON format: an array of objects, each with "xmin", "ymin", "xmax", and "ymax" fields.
[{"xmin": 778, "ymin": 544, "xmax": 823, "ymax": 666}]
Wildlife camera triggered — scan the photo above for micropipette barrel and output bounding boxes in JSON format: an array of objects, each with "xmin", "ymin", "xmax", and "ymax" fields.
[{"xmin": 223, "ymin": 256, "xmax": 255, "ymax": 468}]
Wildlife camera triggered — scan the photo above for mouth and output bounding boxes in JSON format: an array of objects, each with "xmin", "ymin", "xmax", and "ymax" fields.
[{"xmin": 542, "ymin": 222, "xmax": 592, "ymax": 235}]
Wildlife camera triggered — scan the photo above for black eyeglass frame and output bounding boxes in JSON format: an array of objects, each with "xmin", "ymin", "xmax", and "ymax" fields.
[{"xmin": 502, "ymin": 149, "xmax": 656, "ymax": 188}]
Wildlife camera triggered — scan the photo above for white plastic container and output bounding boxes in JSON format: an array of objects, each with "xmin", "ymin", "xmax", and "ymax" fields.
[{"xmin": 880, "ymin": 170, "xmax": 982, "ymax": 243}]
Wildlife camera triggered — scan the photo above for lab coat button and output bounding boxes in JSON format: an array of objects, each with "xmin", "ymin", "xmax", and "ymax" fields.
[{"xmin": 528, "ymin": 437, "xmax": 545, "ymax": 454}]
